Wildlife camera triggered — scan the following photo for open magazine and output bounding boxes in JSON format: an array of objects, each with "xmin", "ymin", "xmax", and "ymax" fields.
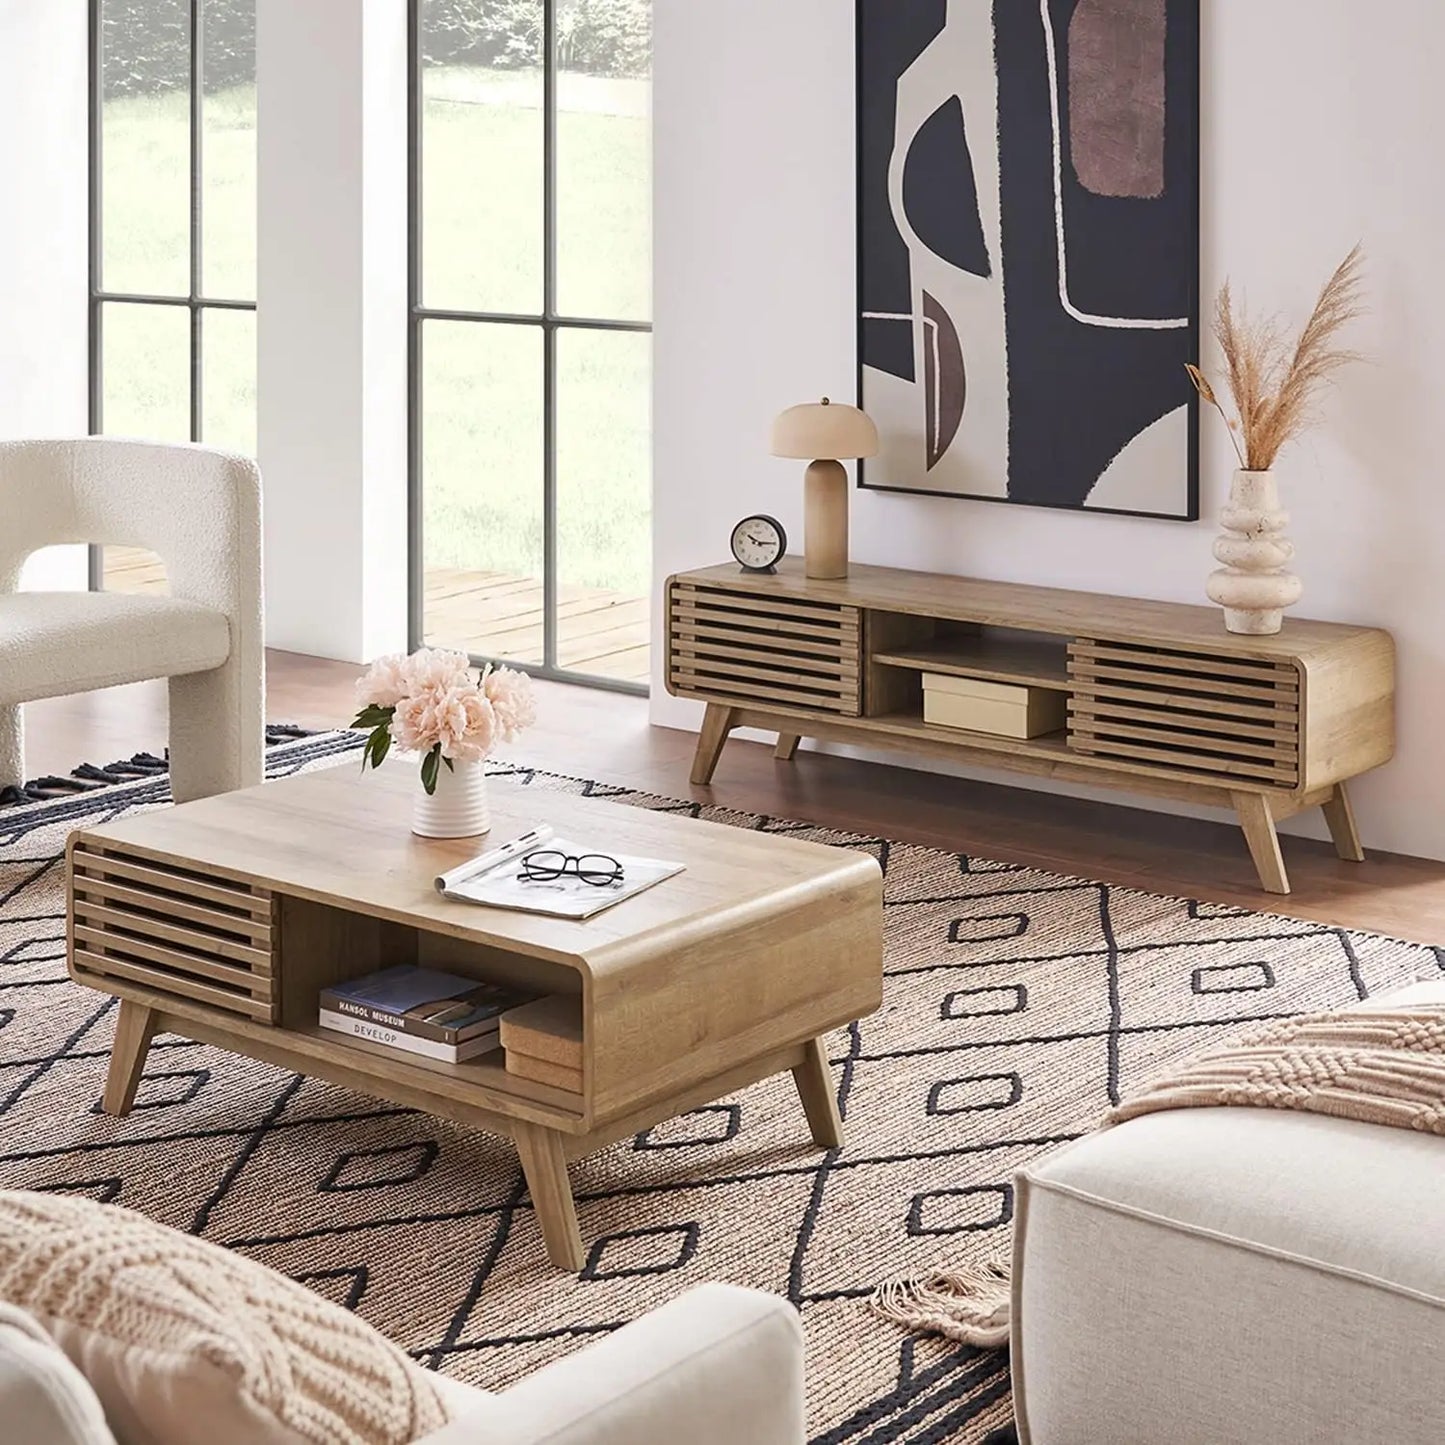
[{"xmin": 434, "ymin": 831, "xmax": 683, "ymax": 920}]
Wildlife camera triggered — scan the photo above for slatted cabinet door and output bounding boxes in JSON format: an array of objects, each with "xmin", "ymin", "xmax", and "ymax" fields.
[
  {"xmin": 667, "ymin": 579, "xmax": 863, "ymax": 715},
  {"xmin": 1067, "ymin": 640, "xmax": 1301, "ymax": 786},
  {"xmin": 68, "ymin": 841, "xmax": 278, "ymax": 1022}
]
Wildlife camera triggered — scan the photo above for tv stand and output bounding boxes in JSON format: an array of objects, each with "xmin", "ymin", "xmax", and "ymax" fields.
[{"xmin": 664, "ymin": 559, "xmax": 1395, "ymax": 895}]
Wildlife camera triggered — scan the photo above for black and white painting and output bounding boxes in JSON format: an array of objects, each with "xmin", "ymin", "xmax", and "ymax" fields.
[{"xmin": 858, "ymin": 0, "xmax": 1200, "ymax": 519}]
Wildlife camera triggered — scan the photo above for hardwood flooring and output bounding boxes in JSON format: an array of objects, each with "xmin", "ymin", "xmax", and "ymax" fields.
[{"xmin": 18, "ymin": 649, "xmax": 1445, "ymax": 946}]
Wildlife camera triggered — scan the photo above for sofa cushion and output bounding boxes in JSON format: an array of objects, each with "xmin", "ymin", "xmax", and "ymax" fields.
[
  {"xmin": 1012, "ymin": 973, "xmax": 1445, "ymax": 1444},
  {"xmin": 0, "ymin": 1190, "xmax": 449, "ymax": 1445},
  {"xmin": 0, "ymin": 592, "xmax": 231, "ymax": 704},
  {"xmin": 0, "ymin": 1302, "xmax": 116, "ymax": 1445}
]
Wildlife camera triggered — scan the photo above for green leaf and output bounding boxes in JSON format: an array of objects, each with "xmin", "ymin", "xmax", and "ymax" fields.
[
  {"xmin": 420, "ymin": 745, "xmax": 441, "ymax": 795},
  {"xmin": 371, "ymin": 727, "xmax": 392, "ymax": 768},
  {"xmin": 352, "ymin": 704, "xmax": 395, "ymax": 729},
  {"xmin": 442, "ymin": 755, "xmax": 454, "ymax": 772}
]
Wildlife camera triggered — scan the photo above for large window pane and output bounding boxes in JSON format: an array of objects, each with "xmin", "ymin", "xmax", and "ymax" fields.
[
  {"xmin": 201, "ymin": 308, "xmax": 255, "ymax": 454},
  {"xmin": 201, "ymin": 0, "xmax": 256, "ymax": 300},
  {"xmin": 420, "ymin": 0, "xmax": 543, "ymax": 313},
  {"xmin": 556, "ymin": 329, "xmax": 650, "ymax": 681},
  {"xmin": 422, "ymin": 322, "xmax": 545, "ymax": 664},
  {"xmin": 102, "ymin": 302, "xmax": 190, "ymax": 438},
  {"xmin": 556, "ymin": 6, "xmax": 652, "ymax": 320},
  {"xmin": 101, "ymin": 0, "xmax": 191, "ymax": 295}
]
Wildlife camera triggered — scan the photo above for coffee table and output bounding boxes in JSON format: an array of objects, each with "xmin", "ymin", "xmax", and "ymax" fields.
[{"xmin": 65, "ymin": 761, "xmax": 883, "ymax": 1268}]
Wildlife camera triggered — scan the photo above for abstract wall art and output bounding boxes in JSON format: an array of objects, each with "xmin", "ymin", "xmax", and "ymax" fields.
[{"xmin": 858, "ymin": 0, "xmax": 1200, "ymax": 519}]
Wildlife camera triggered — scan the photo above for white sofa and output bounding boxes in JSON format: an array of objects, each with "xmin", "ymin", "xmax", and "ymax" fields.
[
  {"xmin": 1011, "ymin": 978, "xmax": 1445, "ymax": 1444},
  {"xmin": 0, "ymin": 438, "xmax": 264, "ymax": 802},
  {"xmin": 1, "ymin": 1283, "xmax": 804, "ymax": 1445}
]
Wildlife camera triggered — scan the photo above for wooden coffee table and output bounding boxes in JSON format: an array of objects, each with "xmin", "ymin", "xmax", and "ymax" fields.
[{"xmin": 65, "ymin": 762, "xmax": 883, "ymax": 1268}]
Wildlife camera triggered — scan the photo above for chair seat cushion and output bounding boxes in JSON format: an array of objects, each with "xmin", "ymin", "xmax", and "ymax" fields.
[
  {"xmin": 0, "ymin": 592, "xmax": 231, "ymax": 705},
  {"xmin": 1013, "ymin": 976, "xmax": 1445, "ymax": 1444}
]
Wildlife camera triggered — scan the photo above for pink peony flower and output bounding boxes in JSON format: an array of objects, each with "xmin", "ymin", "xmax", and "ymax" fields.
[
  {"xmin": 355, "ymin": 653, "xmax": 412, "ymax": 709},
  {"xmin": 482, "ymin": 666, "xmax": 536, "ymax": 744},
  {"xmin": 355, "ymin": 648, "xmax": 507, "ymax": 777},
  {"xmin": 405, "ymin": 648, "xmax": 474, "ymax": 693},
  {"xmin": 389, "ymin": 678, "xmax": 496, "ymax": 763}
]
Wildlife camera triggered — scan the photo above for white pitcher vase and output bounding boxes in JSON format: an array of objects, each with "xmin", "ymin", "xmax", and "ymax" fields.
[
  {"xmin": 1206, "ymin": 469, "xmax": 1303, "ymax": 635},
  {"xmin": 412, "ymin": 757, "xmax": 492, "ymax": 839}
]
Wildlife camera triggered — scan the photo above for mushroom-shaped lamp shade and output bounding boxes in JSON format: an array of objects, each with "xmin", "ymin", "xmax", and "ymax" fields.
[
  {"xmin": 771, "ymin": 398, "xmax": 879, "ymax": 460},
  {"xmin": 770, "ymin": 398, "xmax": 878, "ymax": 581}
]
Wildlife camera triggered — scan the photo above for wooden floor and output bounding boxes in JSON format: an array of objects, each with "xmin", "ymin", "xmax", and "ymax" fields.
[
  {"xmin": 104, "ymin": 550, "xmax": 650, "ymax": 684},
  {"xmin": 17, "ymin": 649, "xmax": 1445, "ymax": 947}
]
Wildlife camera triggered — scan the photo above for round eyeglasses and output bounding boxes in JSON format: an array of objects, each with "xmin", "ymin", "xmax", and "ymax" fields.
[{"xmin": 519, "ymin": 851, "xmax": 625, "ymax": 888}]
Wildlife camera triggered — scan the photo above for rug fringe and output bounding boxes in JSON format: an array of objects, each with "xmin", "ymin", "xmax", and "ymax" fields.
[{"xmin": 868, "ymin": 1258, "xmax": 1012, "ymax": 1348}]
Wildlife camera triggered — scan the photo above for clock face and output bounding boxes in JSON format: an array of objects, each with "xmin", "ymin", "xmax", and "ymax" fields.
[{"xmin": 731, "ymin": 515, "xmax": 786, "ymax": 571}]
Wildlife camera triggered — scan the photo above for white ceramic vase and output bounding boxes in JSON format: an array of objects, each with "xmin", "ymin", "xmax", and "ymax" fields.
[
  {"xmin": 1205, "ymin": 469, "xmax": 1303, "ymax": 635},
  {"xmin": 412, "ymin": 757, "xmax": 491, "ymax": 839}
]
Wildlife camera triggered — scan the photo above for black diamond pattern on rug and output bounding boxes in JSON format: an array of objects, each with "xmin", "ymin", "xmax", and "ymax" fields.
[{"xmin": 0, "ymin": 734, "xmax": 1441, "ymax": 1444}]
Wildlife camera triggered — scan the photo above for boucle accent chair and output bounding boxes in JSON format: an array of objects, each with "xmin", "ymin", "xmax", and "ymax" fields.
[
  {"xmin": 0, "ymin": 438, "xmax": 263, "ymax": 802},
  {"xmin": 1011, "ymin": 977, "xmax": 1445, "ymax": 1444},
  {"xmin": 0, "ymin": 1190, "xmax": 804, "ymax": 1445}
]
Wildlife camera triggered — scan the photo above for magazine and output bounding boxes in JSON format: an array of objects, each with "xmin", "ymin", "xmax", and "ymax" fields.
[{"xmin": 436, "ymin": 834, "xmax": 684, "ymax": 920}]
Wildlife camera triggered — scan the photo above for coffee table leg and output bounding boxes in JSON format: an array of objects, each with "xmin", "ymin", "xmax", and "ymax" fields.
[
  {"xmin": 515, "ymin": 1122, "xmax": 585, "ymax": 1271},
  {"xmin": 792, "ymin": 1036, "xmax": 843, "ymax": 1149},
  {"xmin": 103, "ymin": 1000, "xmax": 158, "ymax": 1117}
]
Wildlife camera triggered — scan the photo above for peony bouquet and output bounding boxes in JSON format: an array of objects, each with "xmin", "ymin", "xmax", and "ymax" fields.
[{"xmin": 351, "ymin": 648, "xmax": 536, "ymax": 794}]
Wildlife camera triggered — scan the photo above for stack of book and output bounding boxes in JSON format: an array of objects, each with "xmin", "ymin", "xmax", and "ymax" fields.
[{"xmin": 319, "ymin": 965, "xmax": 532, "ymax": 1064}]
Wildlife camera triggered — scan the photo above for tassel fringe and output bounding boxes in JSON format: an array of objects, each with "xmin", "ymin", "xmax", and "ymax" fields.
[{"xmin": 868, "ymin": 1258, "xmax": 1012, "ymax": 1349}]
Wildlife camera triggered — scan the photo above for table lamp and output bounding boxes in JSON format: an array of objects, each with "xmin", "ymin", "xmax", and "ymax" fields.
[{"xmin": 771, "ymin": 398, "xmax": 879, "ymax": 580}]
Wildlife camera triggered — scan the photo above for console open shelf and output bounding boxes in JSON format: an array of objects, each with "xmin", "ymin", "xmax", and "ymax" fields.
[{"xmin": 872, "ymin": 633, "xmax": 1071, "ymax": 690}]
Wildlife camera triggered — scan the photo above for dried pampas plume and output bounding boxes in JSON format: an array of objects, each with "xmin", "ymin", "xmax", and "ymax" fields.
[{"xmin": 1187, "ymin": 245, "xmax": 1365, "ymax": 472}]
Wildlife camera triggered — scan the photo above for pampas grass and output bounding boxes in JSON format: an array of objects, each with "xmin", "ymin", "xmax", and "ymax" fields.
[{"xmin": 1188, "ymin": 245, "xmax": 1365, "ymax": 472}]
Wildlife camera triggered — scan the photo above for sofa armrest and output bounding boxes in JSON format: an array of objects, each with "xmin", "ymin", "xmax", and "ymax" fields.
[{"xmin": 417, "ymin": 1284, "xmax": 804, "ymax": 1445}]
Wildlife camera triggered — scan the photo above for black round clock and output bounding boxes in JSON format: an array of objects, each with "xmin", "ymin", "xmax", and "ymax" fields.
[{"xmin": 730, "ymin": 515, "xmax": 787, "ymax": 574}]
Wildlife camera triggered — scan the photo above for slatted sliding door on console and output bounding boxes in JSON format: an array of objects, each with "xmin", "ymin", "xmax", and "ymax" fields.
[
  {"xmin": 667, "ymin": 578, "xmax": 862, "ymax": 716},
  {"xmin": 1066, "ymin": 640, "xmax": 1300, "ymax": 786}
]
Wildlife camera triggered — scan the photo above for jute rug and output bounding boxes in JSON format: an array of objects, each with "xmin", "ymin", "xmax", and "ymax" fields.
[{"xmin": 2, "ymin": 735, "xmax": 1440, "ymax": 1443}]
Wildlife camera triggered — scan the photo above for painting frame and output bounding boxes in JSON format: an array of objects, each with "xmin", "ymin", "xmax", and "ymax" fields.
[{"xmin": 855, "ymin": 0, "xmax": 1201, "ymax": 522}]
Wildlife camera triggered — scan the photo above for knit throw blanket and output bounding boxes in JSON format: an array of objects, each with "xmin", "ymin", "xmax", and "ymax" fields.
[{"xmin": 871, "ymin": 999, "xmax": 1445, "ymax": 1348}]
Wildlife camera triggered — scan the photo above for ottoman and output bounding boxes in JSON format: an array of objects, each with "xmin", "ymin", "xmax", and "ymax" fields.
[{"xmin": 1011, "ymin": 979, "xmax": 1445, "ymax": 1445}]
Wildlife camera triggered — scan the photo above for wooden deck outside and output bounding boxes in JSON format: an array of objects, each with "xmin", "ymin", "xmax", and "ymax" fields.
[{"xmin": 103, "ymin": 549, "xmax": 650, "ymax": 684}]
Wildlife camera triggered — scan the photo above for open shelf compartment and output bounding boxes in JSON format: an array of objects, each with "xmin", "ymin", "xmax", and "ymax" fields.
[{"xmin": 274, "ymin": 894, "xmax": 587, "ymax": 1116}]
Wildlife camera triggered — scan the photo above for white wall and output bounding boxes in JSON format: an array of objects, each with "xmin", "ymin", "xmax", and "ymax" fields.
[
  {"xmin": 653, "ymin": 0, "xmax": 1445, "ymax": 861},
  {"xmin": 257, "ymin": 0, "xmax": 408, "ymax": 662},
  {"xmin": 0, "ymin": 0, "xmax": 89, "ymax": 591}
]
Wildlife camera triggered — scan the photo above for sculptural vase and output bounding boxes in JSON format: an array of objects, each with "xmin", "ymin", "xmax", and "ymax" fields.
[{"xmin": 1206, "ymin": 470, "xmax": 1302, "ymax": 635}]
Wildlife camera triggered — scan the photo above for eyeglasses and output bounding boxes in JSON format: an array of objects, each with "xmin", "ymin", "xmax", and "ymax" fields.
[{"xmin": 519, "ymin": 850, "xmax": 625, "ymax": 888}]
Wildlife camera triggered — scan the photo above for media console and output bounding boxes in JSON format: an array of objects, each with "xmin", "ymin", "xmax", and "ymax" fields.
[{"xmin": 664, "ymin": 559, "xmax": 1396, "ymax": 895}]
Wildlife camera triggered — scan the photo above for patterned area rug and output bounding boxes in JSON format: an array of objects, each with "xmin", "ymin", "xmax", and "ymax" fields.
[{"xmin": 2, "ymin": 735, "xmax": 1440, "ymax": 1443}]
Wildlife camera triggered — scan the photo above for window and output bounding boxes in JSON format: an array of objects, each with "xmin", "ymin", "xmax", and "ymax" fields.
[
  {"xmin": 410, "ymin": 0, "xmax": 652, "ymax": 691},
  {"xmin": 89, "ymin": 0, "xmax": 257, "ymax": 592}
]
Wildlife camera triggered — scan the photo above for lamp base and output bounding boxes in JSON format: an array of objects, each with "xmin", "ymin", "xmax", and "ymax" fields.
[{"xmin": 804, "ymin": 459, "xmax": 849, "ymax": 580}]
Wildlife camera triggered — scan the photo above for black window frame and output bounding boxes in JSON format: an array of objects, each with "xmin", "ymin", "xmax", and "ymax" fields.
[
  {"xmin": 87, "ymin": 0, "xmax": 258, "ymax": 590},
  {"xmin": 407, "ymin": 0, "xmax": 652, "ymax": 696}
]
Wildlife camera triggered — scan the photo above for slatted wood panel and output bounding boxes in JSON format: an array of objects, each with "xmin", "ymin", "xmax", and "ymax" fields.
[
  {"xmin": 1067, "ymin": 639, "xmax": 1300, "ymax": 786},
  {"xmin": 69, "ymin": 845, "xmax": 278, "ymax": 1022},
  {"xmin": 668, "ymin": 580, "xmax": 863, "ymax": 716}
]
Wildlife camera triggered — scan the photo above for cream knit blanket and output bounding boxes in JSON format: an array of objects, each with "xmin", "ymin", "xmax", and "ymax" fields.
[{"xmin": 871, "ymin": 999, "xmax": 1445, "ymax": 1347}]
